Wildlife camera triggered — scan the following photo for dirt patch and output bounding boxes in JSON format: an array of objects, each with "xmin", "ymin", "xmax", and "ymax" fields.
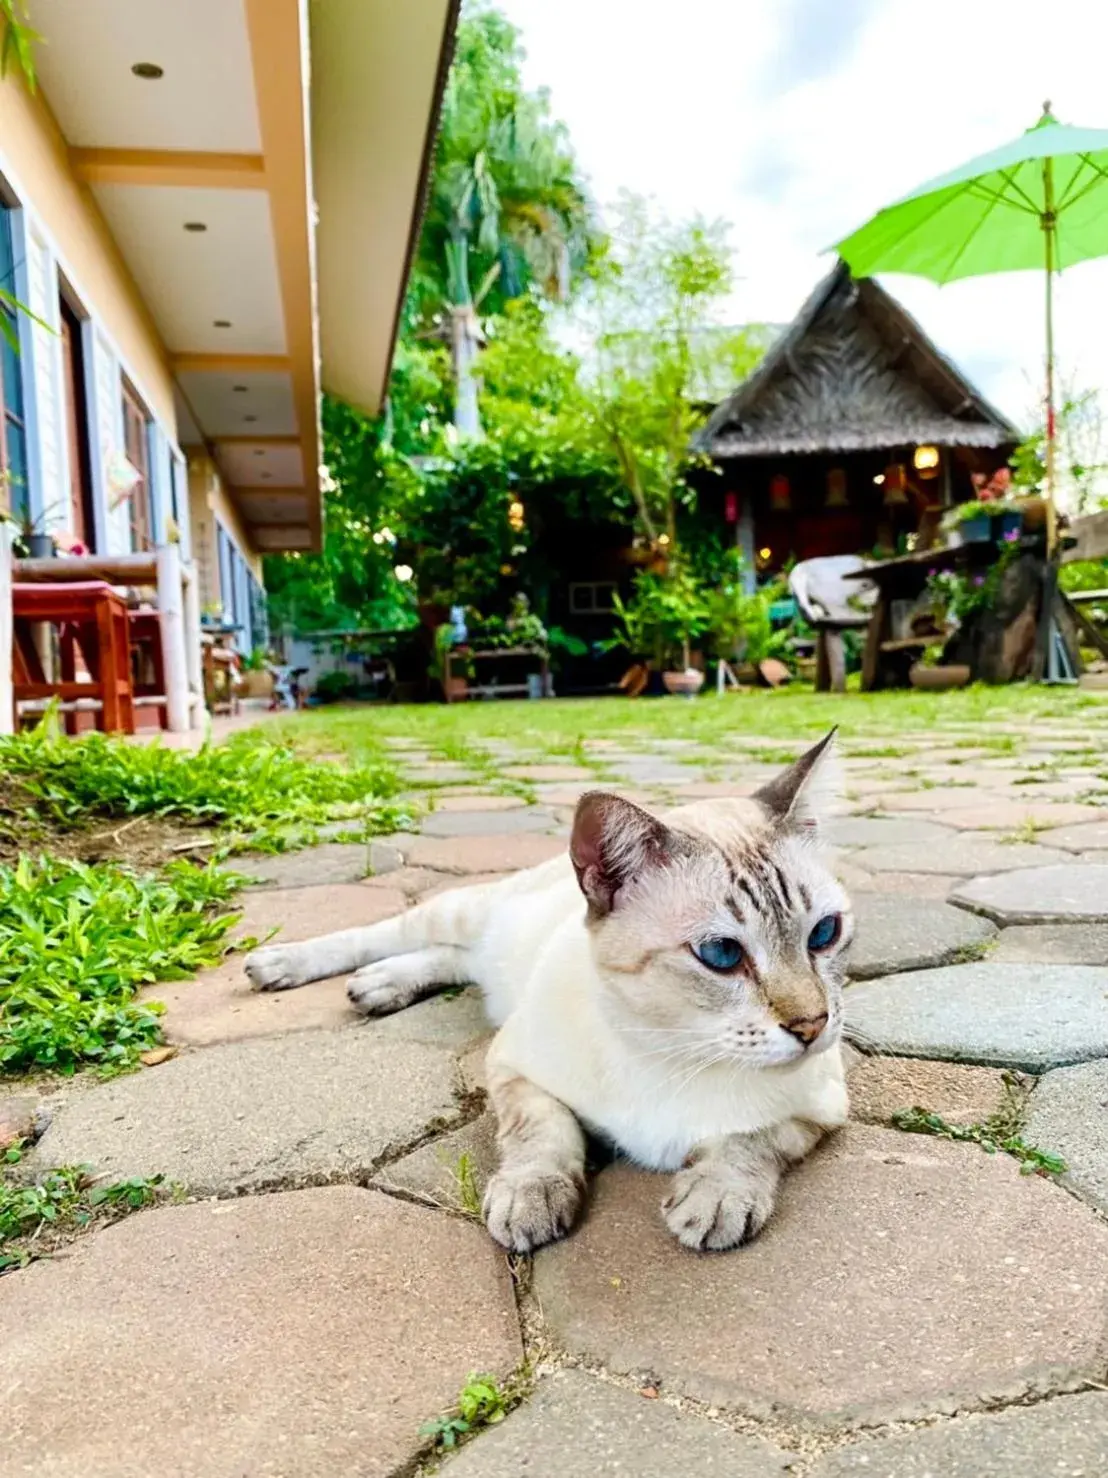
[{"xmin": 0, "ymin": 776, "xmax": 217, "ymax": 870}]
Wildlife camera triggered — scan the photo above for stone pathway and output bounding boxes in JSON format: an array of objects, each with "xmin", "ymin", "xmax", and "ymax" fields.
[{"xmin": 5, "ymin": 711, "xmax": 1108, "ymax": 1473}]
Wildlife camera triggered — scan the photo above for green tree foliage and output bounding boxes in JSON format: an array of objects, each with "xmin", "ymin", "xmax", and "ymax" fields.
[
  {"xmin": 409, "ymin": 3, "xmax": 596, "ymax": 431},
  {"xmin": 572, "ymin": 196, "xmax": 765, "ymax": 551}
]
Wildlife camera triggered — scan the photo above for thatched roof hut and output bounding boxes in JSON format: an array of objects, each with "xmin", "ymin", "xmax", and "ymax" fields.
[
  {"xmin": 694, "ymin": 262, "xmax": 1018, "ymax": 459},
  {"xmin": 694, "ymin": 264, "xmax": 1020, "ymax": 574}
]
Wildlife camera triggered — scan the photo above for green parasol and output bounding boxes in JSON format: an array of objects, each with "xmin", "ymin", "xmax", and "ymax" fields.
[{"xmin": 835, "ymin": 103, "xmax": 1108, "ymax": 553}]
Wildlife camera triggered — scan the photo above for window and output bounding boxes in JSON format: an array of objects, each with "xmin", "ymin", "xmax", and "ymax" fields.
[
  {"xmin": 0, "ymin": 204, "xmax": 29, "ymax": 524},
  {"xmin": 569, "ymin": 581, "xmax": 617, "ymax": 615},
  {"xmin": 121, "ymin": 379, "xmax": 153, "ymax": 550},
  {"xmin": 59, "ymin": 292, "xmax": 95, "ymax": 550}
]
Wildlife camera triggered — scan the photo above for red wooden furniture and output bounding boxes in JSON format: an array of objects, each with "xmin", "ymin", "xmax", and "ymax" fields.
[
  {"xmin": 128, "ymin": 610, "xmax": 168, "ymax": 729},
  {"xmin": 11, "ymin": 581, "xmax": 135, "ymax": 733}
]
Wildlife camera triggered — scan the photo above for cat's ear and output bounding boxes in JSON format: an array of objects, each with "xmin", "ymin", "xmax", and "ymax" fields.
[
  {"xmin": 570, "ymin": 792, "xmax": 675, "ymax": 917},
  {"xmin": 753, "ymin": 729, "xmax": 840, "ymax": 835}
]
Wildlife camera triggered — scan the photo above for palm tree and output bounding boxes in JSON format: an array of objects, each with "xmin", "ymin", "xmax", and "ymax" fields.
[{"xmin": 418, "ymin": 18, "xmax": 593, "ymax": 435}]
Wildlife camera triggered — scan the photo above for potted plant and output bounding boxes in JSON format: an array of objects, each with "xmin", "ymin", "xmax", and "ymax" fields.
[
  {"xmin": 1, "ymin": 496, "xmax": 61, "ymax": 558},
  {"xmin": 941, "ymin": 499, "xmax": 993, "ymax": 546},
  {"xmin": 430, "ymin": 622, "xmax": 473, "ymax": 701},
  {"xmin": 237, "ymin": 648, "xmax": 275, "ymax": 699}
]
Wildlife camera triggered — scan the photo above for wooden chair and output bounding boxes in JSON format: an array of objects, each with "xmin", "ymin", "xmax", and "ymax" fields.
[
  {"xmin": 788, "ymin": 556, "xmax": 877, "ymax": 693},
  {"xmin": 12, "ymin": 580, "xmax": 135, "ymax": 733}
]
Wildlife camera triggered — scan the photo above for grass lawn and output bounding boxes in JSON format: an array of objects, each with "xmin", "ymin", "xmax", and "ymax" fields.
[{"xmin": 273, "ymin": 683, "xmax": 1108, "ymax": 766}]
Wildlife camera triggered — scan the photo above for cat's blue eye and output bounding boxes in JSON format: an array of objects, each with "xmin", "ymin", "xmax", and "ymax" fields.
[
  {"xmin": 808, "ymin": 914, "xmax": 841, "ymax": 952},
  {"xmin": 693, "ymin": 937, "xmax": 745, "ymax": 971}
]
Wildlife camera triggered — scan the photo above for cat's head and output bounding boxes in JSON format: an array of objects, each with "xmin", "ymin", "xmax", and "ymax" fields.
[{"xmin": 569, "ymin": 731, "xmax": 851, "ymax": 1070}]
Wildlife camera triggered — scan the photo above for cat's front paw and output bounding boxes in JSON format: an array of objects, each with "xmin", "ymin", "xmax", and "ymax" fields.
[
  {"xmin": 483, "ymin": 1167, "xmax": 583, "ymax": 1253},
  {"xmin": 662, "ymin": 1160, "xmax": 777, "ymax": 1252},
  {"xmin": 347, "ymin": 962, "xmax": 413, "ymax": 1017},
  {"xmin": 244, "ymin": 945, "xmax": 310, "ymax": 992}
]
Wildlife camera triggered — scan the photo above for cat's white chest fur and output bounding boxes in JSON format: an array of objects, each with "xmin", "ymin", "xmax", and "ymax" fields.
[{"xmin": 469, "ymin": 859, "xmax": 849, "ymax": 1172}]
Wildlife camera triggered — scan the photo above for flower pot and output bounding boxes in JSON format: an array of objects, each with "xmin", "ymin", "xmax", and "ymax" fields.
[
  {"xmin": 239, "ymin": 670, "xmax": 274, "ymax": 700},
  {"xmin": 443, "ymin": 675, "xmax": 468, "ymax": 702},
  {"xmin": 959, "ymin": 515, "xmax": 991, "ymax": 544},
  {"xmin": 663, "ymin": 670, "xmax": 705, "ymax": 697},
  {"xmin": 909, "ymin": 663, "xmax": 971, "ymax": 690},
  {"xmin": 993, "ymin": 511, "xmax": 1022, "ymax": 540},
  {"xmin": 1013, "ymin": 495, "xmax": 1046, "ymax": 532},
  {"xmin": 27, "ymin": 533, "xmax": 54, "ymax": 559}
]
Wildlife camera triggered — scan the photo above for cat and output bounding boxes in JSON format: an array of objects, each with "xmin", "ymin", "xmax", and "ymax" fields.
[{"xmin": 244, "ymin": 730, "xmax": 852, "ymax": 1254}]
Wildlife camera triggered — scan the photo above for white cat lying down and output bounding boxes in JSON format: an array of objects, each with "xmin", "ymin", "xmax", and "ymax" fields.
[{"xmin": 245, "ymin": 732, "xmax": 851, "ymax": 1254}]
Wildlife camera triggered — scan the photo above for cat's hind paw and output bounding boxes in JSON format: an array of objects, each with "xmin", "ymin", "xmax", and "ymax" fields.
[
  {"xmin": 483, "ymin": 1167, "xmax": 583, "ymax": 1253},
  {"xmin": 662, "ymin": 1161, "xmax": 777, "ymax": 1252}
]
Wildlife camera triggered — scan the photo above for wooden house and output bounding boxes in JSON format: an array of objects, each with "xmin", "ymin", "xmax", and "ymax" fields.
[{"xmin": 693, "ymin": 263, "xmax": 1020, "ymax": 584}]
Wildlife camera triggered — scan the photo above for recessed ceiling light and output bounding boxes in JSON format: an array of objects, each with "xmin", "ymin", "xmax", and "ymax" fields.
[
  {"xmin": 232, "ymin": 385, "xmax": 248, "ymax": 393},
  {"xmin": 131, "ymin": 62, "xmax": 164, "ymax": 79},
  {"xmin": 213, "ymin": 319, "xmax": 231, "ymax": 329},
  {"xmin": 183, "ymin": 221, "xmax": 207, "ymax": 233},
  {"xmin": 244, "ymin": 415, "xmax": 258, "ymax": 423}
]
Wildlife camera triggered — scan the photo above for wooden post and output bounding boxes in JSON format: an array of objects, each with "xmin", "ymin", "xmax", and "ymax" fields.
[
  {"xmin": 0, "ymin": 521, "xmax": 12, "ymax": 734},
  {"xmin": 156, "ymin": 544, "xmax": 190, "ymax": 733},
  {"xmin": 182, "ymin": 563, "xmax": 204, "ymax": 728}
]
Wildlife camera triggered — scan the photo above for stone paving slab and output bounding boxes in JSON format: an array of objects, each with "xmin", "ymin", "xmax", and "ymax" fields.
[
  {"xmin": 434, "ymin": 793, "xmax": 528, "ymax": 812},
  {"xmin": 376, "ymin": 1112, "xmax": 498, "ymax": 1209},
  {"xmin": 229, "ymin": 840, "xmax": 371, "ymax": 887},
  {"xmin": 1025, "ymin": 1060, "xmax": 1108, "ymax": 1214},
  {"xmin": 32, "ymin": 1030, "xmax": 461, "ymax": 1195},
  {"xmin": 872, "ymin": 787, "xmax": 985, "ymax": 814},
  {"xmin": 362, "ymin": 865, "xmax": 455, "ymax": 899},
  {"xmin": 848, "ymin": 894, "xmax": 995, "ymax": 979},
  {"xmin": 847, "ymin": 869, "xmax": 964, "ymax": 900},
  {"xmin": 845, "ymin": 963, "xmax": 1108, "ymax": 1071},
  {"xmin": 371, "ymin": 987, "xmax": 490, "ymax": 1053},
  {"xmin": 442, "ymin": 1370, "xmax": 790, "ymax": 1476},
  {"xmin": 847, "ymin": 1054, "xmax": 1008, "ymax": 1126},
  {"xmin": 828, "ymin": 817, "xmax": 956, "ymax": 849},
  {"xmin": 1039, "ymin": 820, "xmax": 1108, "ymax": 851},
  {"xmin": 0, "ymin": 1187, "xmax": 521, "ymax": 1478},
  {"xmin": 533, "ymin": 1126, "xmax": 1108, "ymax": 1425},
  {"xmin": 809, "ymin": 1391, "xmax": 1108, "ymax": 1476},
  {"xmin": 991, "ymin": 922, "xmax": 1108, "ymax": 965},
  {"xmin": 141, "ymin": 885, "xmax": 406, "ymax": 1047},
  {"xmin": 503, "ymin": 764, "xmax": 596, "ymax": 782},
  {"xmin": 419, "ymin": 807, "xmax": 557, "ymax": 837},
  {"xmin": 950, "ymin": 863, "xmax": 1108, "ymax": 923},
  {"xmin": 402, "ymin": 832, "xmax": 566, "ymax": 874},
  {"xmin": 941, "ymin": 801, "xmax": 1108, "ymax": 831},
  {"xmin": 853, "ymin": 838, "xmax": 1070, "ymax": 877}
]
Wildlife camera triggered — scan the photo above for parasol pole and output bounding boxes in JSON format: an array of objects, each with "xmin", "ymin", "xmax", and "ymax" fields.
[{"xmin": 1042, "ymin": 118, "xmax": 1058, "ymax": 557}]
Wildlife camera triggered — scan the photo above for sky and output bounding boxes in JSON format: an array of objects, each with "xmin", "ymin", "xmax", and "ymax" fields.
[{"xmin": 503, "ymin": 0, "xmax": 1108, "ymax": 433}]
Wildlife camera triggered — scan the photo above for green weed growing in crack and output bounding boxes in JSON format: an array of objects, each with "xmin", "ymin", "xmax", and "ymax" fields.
[
  {"xmin": 420, "ymin": 1371, "xmax": 522, "ymax": 1453},
  {"xmin": 1, "ymin": 1142, "xmax": 174, "ymax": 1272},
  {"xmin": 448, "ymin": 1151, "xmax": 483, "ymax": 1219},
  {"xmin": 892, "ymin": 1073, "xmax": 1066, "ymax": 1177},
  {"xmin": 949, "ymin": 938, "xmax": 997, "ymax": 965}
]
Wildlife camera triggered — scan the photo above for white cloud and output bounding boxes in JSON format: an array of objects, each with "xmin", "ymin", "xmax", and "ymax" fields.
[{"xmin": 505, "ymin": 0, "xmax": 1108, "ymax": 431}]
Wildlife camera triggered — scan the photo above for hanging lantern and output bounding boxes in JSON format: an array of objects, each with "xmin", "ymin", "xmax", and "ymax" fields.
[
  {"xmin": 913, "ymin": 445, "xmax": 940, "ymax": 480},
  {"xmin": 724, "ymin": 491, "xmax": 739, "ymax": 524},
  {"xmin": 882, "ymin": 462, "xmax": 909, "ymax": 506},
  {"xmin": 769, "ymin": 473, "xmax": 791, "ymax": 512},
  {"xmin": 825, "ymin": 468, "xmax": 848, "ymax": 508}
]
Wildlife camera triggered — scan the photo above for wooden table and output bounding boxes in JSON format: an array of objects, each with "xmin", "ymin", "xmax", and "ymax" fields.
[
  {"xmin": 443, "ymin": 645, "xmax": 550, "ymax": 702},
  {"xmin": 848, "ymin": 535, "xmax": 1076, "ymax": 689},
  {"xmin": 12, "ymin": 580, "xmax": 135, "ymax": 732}
]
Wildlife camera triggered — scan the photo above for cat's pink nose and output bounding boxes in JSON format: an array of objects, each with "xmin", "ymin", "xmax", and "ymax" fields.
[{"xmin": 783, "ymin": 1013, "xmax": 827, "ymax": 1046}]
